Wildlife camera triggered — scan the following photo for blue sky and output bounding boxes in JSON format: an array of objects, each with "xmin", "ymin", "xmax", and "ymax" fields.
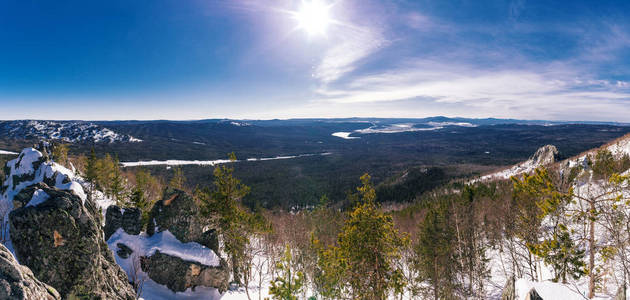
[{"xmin": 0, "ymin": 0, "xmax": 629, "ymax": 121}]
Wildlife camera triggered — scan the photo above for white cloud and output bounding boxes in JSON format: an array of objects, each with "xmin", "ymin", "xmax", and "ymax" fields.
[
  {"xmin": 313, "ymin": 26, "xmax": 387, "ymax": 83},
  {"xmin": 312, "ymin": 61, "xmax": 630, "ymax": 121}
]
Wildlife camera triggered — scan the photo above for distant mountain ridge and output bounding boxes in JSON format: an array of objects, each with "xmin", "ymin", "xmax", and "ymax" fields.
[
  {"xmin": 0, "ymin": 120, "xmax": 142, "ymax": 143},
  {"xmin": 93, "ymin": 116, "xmax": 630, "ymax": 127}
]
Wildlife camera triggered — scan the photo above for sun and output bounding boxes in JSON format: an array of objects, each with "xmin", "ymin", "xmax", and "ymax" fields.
[{"xmin": 293, "ymin": 0, "xmax": 332, "ymax": 36}]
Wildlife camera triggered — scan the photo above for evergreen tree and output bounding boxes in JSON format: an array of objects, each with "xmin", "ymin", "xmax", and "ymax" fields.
[
  {"xmin": 51, "ymin": 143, "xmax": 69, "ymax": 167},
  {"xmin": 513, "ymin": 167, "xmax": 586, "ymax": 284},
  {"xmin": 197, "ymin": 153, "xmax": 267, "ymax": 285},
  {"xmin": 85, "ymin": 148, "xmax": 98, "ymax": 198},
  {"xmin": 529, "ymin": 225, "xmax": 585, "ymax": 283},
  {"xmin": 109, "ymin": 155, "xmax": 126, "ymax": 205},
  {"xmin": 130, "ymin": 169, "xmax": 160, "ymax": 226},
  {"xmin": 96, "ymin": 153, "xmax": 115, "ymax": 195},
  {"xmin": 316, "ymin": 173, "xmax": 409, "ymax": 299},
  {"xmin": 169, "ymin": 167, "xmax": 186, "ymax": 190},
  {"xmin": 413, "ymin": 199, "xmax": 457, "ymax": 299},
  {"xmin": 452, "ymin": 186, "xmax": 490, "ymax": 296},
  {"xmin": 269, "ymin": 244, "xmax": 305, "ymax": 300}
]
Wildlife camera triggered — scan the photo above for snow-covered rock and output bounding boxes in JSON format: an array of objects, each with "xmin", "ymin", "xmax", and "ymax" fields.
[
  {"xmin": 108, "ymin": 229, "xmax": 222, "ymax": 268},
  {"xmin": 1, "ymin": 148, "xmax": 86, "ymax": 209},
  {"xmin": 108, "ymin": 188, "xmax": 229, "ymax": 296},
  {"xmin": 0, "ymin": 146, "xmax": 137, "ymax": 299},
  {"xmin": 9, "ymin": 184, "xmax": 136, "ymax": 299},
  {"xmin": 476, "ymin": 145, "xmax": 559, "ymax": 181}
]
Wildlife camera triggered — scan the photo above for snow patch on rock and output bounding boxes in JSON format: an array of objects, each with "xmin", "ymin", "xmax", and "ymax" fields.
[
  {"xmin": 26, "ymin": 189, "xmax": 50, "ymax": 207},
  {"xmin": 476, "ymin": 145, "xmax": 559, "ymax": 181},
  {"xmin": 108, "ymin": 229, "xmax": 221, "ymax": 268}
]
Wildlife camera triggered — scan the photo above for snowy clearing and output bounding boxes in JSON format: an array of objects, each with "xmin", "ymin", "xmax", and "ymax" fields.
[
  {"xmin": 0, "ymin": 149, "xmax": 18, "ymax": 155},
  {"xmin": 332, "ymin": 132, "xmax": 359, "ymax": 139},
  {"xmin": 332, "ymin": 122, "xmax": 478, "ymax": 139},
  {"xmin": 121, "ymin": 152, "xmax": 332, "ymax": 167}
]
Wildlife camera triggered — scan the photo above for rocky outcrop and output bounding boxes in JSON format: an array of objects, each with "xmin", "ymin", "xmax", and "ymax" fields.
[
  {"xmin": 146, "ymin": 188, "xmax": 219, "ymax": 254},
  {"xmin": 530, "ymin": 145, "xmax": 559, "ymax": 166},
  {"xmin": 477, "ymin": 145, "xmax": 560, "ymax": 182},
  {"xmin": 140, "ymin": 251, "xmax": 229, "ymax": 293},
  {"xmin": 115, "ymin": 243, "xmax": 133, "ymax": 259},
  {"xmin": 129, "ymin": 188, "xmax": 228, "ymax": 293},
  {"xmin": 11, "ymin": 183, "xmax": 49, "ymax": 209},
  {"xmin": 0, "ymin": 243, "xmax": 60, "ymax": 300},
  {"xmin": 8, "ymin": 185, "xmax": 136, "ymax": 299},
  {"xmin": 121, "ymin": 208, "xmax": 141, "ymax": 235},
  {"xmin": 1, "ymin": 150, "xmax": 46, "ymax": 194},
  {"xmin": 104, "ymin": 205, "xmax": 123, "ymax": 241},
  {"xmin": 104, "ymin": 206, "xmax": 142, "ymax": 240}
]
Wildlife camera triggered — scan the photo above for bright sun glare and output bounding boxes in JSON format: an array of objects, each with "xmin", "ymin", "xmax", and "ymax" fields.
[{"xmin": 294, "ymin": 0, "xmax": 332, "ymax": 36}]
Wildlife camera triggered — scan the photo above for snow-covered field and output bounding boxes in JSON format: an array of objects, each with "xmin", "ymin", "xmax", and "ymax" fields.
[
  {"xmin": 0, "ymin": 149, "xmax": 18, "ymax": 155},
  {"xmin": 121, "ymin": 152, "xmax": 332, "ymax": 167},
  {"xmin": 331, "ymin": 132, "xmax": 359, "ymax": 139},
  {"xmin": 332, "ymin": 122, "xmax": 477, "ymax": 139}
]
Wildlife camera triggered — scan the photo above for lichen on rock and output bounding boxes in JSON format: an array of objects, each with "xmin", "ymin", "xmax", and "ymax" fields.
[
  {"xmin": 8, "ymin": 185, "xmax": 136, "ymax": 299},
  {"xmin": 0, "ymin": 243, "xmax": 61, "ymax": 300}
]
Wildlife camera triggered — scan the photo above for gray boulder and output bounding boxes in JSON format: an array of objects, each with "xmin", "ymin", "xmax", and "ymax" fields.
[
  {"xmin": 140, "ymin": 188, "xmax": 228, "ymax": 293},
  {"xmin": 530, "ymin": 145, "xmax": 559, "ymax": 166},
  {"xmin": 104, "ymin": 205, "xmax": 123, "ymax": 241},
  {"xmin": 1, "ymin": 151, "xmax": 46, "ymax": 194},
  {"xmin": 11, "ymin": 183, "xmax": 49, "ymax": 209},
  {"xmin": 8, "ymin": 185, "xmax": 136, "ymax": 299},
  {"xmin": 104, "ymin": 206, "xmax": 142, "ymax": 240},
  {"xmin": 140, "ymin": 250, "xmax": 229, "ymax": 293},
  {"xmin": 147, "ymin": 188, "xmax": 219, "ymax": 253},
  {"xmin": 121, "ymin": 207, "xmax": 142, "ymax": 235},
  {"xmin": 0, "ymin": 243, "xmax": 60, "ymax": 300},
  {"xmin": 116, "ymin": 243, "xmax": 133, "ymax": 259}
]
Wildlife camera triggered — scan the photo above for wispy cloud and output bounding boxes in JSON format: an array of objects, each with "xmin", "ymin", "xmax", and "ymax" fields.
[
  {"xmin": 314, "ymin": 26, "xmax": 387, "ymax": 84},
  {"xmin": 312, "ymin": 60, "xmax": 630, "ymax": 121},
  {"xmin": 299, "ymin": 0, "xmax": 630, "ymax": 121}
]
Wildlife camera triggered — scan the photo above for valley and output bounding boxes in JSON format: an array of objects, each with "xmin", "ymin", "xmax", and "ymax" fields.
[{"xmin": 3, "ymin": 118, "xmax": 630, "ymax": 208}]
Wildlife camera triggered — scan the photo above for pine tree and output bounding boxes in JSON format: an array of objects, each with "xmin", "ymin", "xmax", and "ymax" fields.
[
  {"xmin": 529, "ymin": 225, "xmax": 585, "ymax": 283},
  {"xmin": 169, "ymin": 167, "xmax": 186, "ymax": 190},
  {"xmin": 452, "ymin": 186, "xmax": 490, "ymax": 296},
  {"xmin": 316, "ymin": 173, "xmax": 409, "ymax": 299},
  {"xmin": 96, "ymin": 153, "xmax": 115, "ymax": 196},
  {"xmin": 513, "ymin": 167, "xmax": 587, "ymax": 285},
  {"xmin": 85, "ymin": 148, "xmax": 99, "ymax": 199},
  {"xmin": 197, "ymin": 153, "xmax": 266, "ymax": 285},
  {"xmin": 413, "ymin": 199, "xmax": 457, "ymax": 299},
  {"xmin": 51, "ymin": 143, "xmax": 69, "ymax": 167},
  {"xmin": 269, "ymin": 244, "xmax": 305, "ymax": 300},
  {"xmin": 109, "ymin": 155, "xmax": 126, "ymax": 205},
  {"xmin": 130, "ymin": 169, "xmax": 160, "ymax": 226}
]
